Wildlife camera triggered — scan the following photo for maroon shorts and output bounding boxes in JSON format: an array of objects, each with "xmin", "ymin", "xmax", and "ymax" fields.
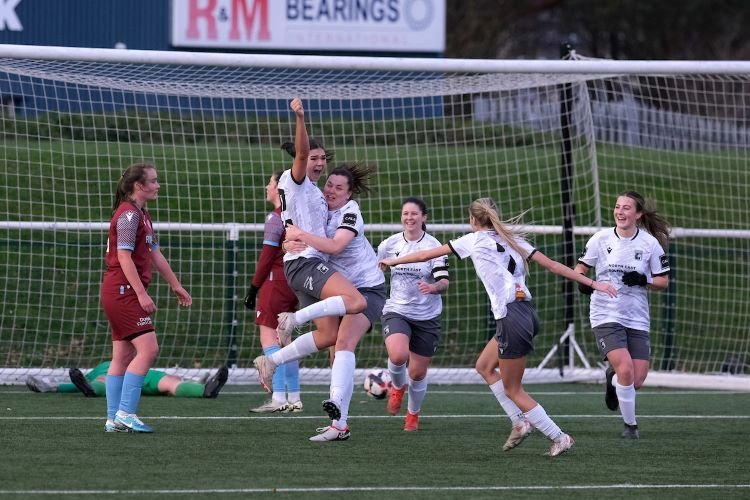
[
  {"xmin": 255, "ymin": 280, "xmax": 298, "ymax": 329},
  {"xmin": 101, "ymin": 281, "xmax": 155, "ymax": 341}
]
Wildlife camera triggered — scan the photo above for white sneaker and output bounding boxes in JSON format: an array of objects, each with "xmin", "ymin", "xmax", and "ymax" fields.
[
  {"xmin": 104, "ymin": 419, "xmax": 130, "ymax": 433},
  {"xmin": 309, "ymin": 425, "xmax": 350, "ymax": 442},
  {"xmin": 276, "ymin": 312, "xmax": 297, "ymax": 346},
  {"xmin": 284, "ymin": 400, "xmax": 304, "ymax": 413},
  {"xmin": 252, "ymin": 355, "xmax": 275, "ymax": 393},
  {"xmin": 250, "ymin": 399, "xmax": 288, "ymax": 413},
  {"xmin": 546, "ymin": 433, "xmax": 574, "ymax": 457},
  {"xmin": 503, "ymin": 420, "xmax": 533, "ymax": 451}
]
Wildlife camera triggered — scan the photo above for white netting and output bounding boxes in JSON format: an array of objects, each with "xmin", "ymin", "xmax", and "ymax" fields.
[{"xmin": 0, "ymin": 47, "xmax": 748, "ymax": 389}]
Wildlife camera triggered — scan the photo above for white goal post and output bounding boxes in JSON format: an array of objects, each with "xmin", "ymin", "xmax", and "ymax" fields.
[{"xmin": 0, "ymin": 44, "xmax": 749, "ymax": 391}]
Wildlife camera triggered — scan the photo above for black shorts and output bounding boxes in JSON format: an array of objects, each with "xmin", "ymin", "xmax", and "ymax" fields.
[
  {"xmin": 382, "ymin": 312, "xmax": 441, "ymax": 358},
  {"xmin": 495, "ymin": 301, "xmax": 539, "ymax": 359}
]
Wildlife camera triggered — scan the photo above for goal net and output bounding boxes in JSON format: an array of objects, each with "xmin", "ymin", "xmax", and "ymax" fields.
[{"xmin": 0, "ymin": 45, "xmax": 748, "ymax": 389}]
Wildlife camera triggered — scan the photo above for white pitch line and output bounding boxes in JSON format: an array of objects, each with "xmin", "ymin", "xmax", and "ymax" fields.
[
  {"xmin": 0, "ymin": 414, "xmax": 748, "ymax": 421},
  {"xmin": 1, "ymin": 484, "xmax": 749, "ymax": 496}
]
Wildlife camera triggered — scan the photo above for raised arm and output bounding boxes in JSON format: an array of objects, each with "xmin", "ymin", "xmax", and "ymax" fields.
[{"xmin": 289, "ymin": 97, "xmax": 310, "ymax": 184}]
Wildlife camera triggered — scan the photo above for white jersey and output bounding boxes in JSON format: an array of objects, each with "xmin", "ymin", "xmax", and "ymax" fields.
[
  {"xmin": 578, "ymin": 227, "xmax": 670, "ymax": 330},
  {"xmin": 448, "ymin": 230, "xmax": 536, "ymax": 320},
  {"xmin": 277, "ymin": 169, "xmax": 328, "ymax": 262},
  {"xmin": 326, "ymin": 199, "xmax": 384, "ymax": 289},
  {"xmin": 378, "ymin": 232, "xmax": 449, "ymax": 321}
]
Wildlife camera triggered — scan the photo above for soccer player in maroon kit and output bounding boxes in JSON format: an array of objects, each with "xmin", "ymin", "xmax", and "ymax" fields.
[{"xmin": 100, "ymin": 163, "xmax": 192, "ymax": 433}]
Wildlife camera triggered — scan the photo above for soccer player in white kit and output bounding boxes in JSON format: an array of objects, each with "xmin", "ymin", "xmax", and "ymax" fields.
[
  {"xmin": 380, "ymin": 198, "xmax": 617, "ymax": 457},
  {"xmin": 283, "ymin": 163, "xmax": 386, "ymax": 441},
  {"xmin": 253, "ymin": 99, "xmax": 367, "ymax": 426},
  {"xmin": 575, "ymin": 190, "xmax": 670, "ymax": 439},
  {"xmin": 377, "ymin": 197, "xmax": 449, "ymax": 432}
]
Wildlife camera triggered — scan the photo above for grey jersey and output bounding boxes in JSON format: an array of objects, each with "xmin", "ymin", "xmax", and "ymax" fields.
[
  {"xmin": 277, "ymin": 169, "xmax": 328, "ymax": 262},
  {"xmin": 578, "ymin": 227, "xmax": 670, "ymax": 330},
  {"xmin": 378, "ymin": 232, "xmax": 449, "ymax": 321},
  {"xmin": 326, "ymin": 199, "xmax": 384, "ymax": 288},
  {"xmin": 449, "ymin": 230, "xmax": 536, "ymax": 320}
]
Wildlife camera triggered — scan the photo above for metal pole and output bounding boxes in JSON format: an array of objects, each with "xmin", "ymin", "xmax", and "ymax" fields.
[
  {"xmin": 660, "ymin": 240, "xmax": 676, "ymax": 370},
  {"xmin": 558, "ymin": 42, "xmax": 577, "ymax": 372},
  {"xmin": 225, "ymin": 226, "xmax": 240, "ymax": 367}
]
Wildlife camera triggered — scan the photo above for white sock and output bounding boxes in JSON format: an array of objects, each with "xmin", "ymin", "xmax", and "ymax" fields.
[
  {"xmin": 407, "ymin": 376, "xmax": 428, "ymax": 414},
  {"xmin": 287, "ymin": 392, "xmax": 301, "ymax": 403},
  {"xmin": 330, "ymin": 350, "xmax": 355, "ymax": 429},
  {"xmin": 388, "ymin": 358, "xmax": 407, "ymax": 390},
  {"xmin": 268, "ymin": 331, "xmax": 319, "ymax": 368},
  {"xmin": 489, "ymin": 380, "xmax": 524, "ymax": 426},
  {"xmin": 294, "ymin": 296, "xmax": 346, "ymax": 324},
  {"xmin": 616, "ymin": 382, "xmax": 637, "ymax": 426},
  {"xmin": 524, "ymin": 404, "xmax": 563, "ymax": 441}
]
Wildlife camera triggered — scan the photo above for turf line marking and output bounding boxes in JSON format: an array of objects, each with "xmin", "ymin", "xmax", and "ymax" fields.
[
  {"xmin": 1, "ymin": 414, "xmax": 748, "ymax": 421},
  {"xmin": 1, "ymin": 484, "xmax": 749, "ymax": 495}
]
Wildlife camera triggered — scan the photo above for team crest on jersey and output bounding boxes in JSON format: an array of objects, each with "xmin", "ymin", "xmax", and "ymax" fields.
[
  {"xmin": 634, "ymin": 251, "xmax": 642, "ymax": 260},
  {"xmin": 125, "ymin": 210, "xmax": 135, "ymax": 221},
  {"xmin": 606, "ymin": 246, "xmax": 612, "ymax": 254},
  {"xmin": 343, "ymin": 213, "xmax": 357, "ymax": 225}
]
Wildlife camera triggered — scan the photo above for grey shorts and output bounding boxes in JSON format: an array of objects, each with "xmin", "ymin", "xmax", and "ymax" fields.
[
  {"xmin": 284, "ymin": 257, "xmax": 336, "ymax": 308},
  {"xmin": 495, "ymin": 301, "xmax": 539, "ymax": 359},
  {"xmin": 382, "ymin": 312, "xmax": 441, "ymax": 358},
  {"xmin": 593, "ymin": 322, "xmax": 650, "ymax": 360},
  {"xmin": 359, "ymin": 284, "xmax": 386, "ymax": 331}
]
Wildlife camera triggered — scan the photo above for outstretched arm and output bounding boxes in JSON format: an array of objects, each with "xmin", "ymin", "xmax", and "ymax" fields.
[
  {"xmin": 532, "ymin": 251, "xmax": 617, "ymax": 298},
  {"xmin": 379, "ymin": 243, "xmax": 452, "ymax": 269},
  {"xmin": 289, "ymin": 97, "xmax": 310, "ymax": 184}
]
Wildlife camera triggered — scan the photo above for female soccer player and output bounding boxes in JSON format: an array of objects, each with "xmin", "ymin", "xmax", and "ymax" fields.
[
  {"xmin": 244, "ymin": 171, "xmax": 303, "ymax": 414},
  {"xmin": 101, "ymin": 162, "xmax": 192, "ymax": 433},
  {"xmin": 253, "ymin": 98, "xmax": 367, "ymax": 428},
  {"xmin": 282, "ymin": 162, "xmax": 385, "ymax": 441},
  {"xmin": 376, "ymin": 197, "xmax": 449, "ymax": 432},
  {"xmin": 575, "ymin": 190, "xmax": 670, "ymax": 439},
  {"xmin": 380, "ymin": 197, "xmax": 617, "ymax": 456}
]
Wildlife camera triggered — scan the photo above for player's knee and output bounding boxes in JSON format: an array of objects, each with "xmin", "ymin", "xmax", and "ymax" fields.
[
  {"xmin": 345, "ymin": 293, "xmax": 366, "ymax": 314},
  {"xmin": 475, "ymin": 359, "xmax": 494, "ymax": 380},
  {"xmin": 408, "ymin": 368, "xmax": 427, "ymax": 382}
]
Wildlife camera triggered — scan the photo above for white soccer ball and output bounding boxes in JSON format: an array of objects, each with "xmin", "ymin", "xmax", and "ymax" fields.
[{"xmin": 363, "ymin": 368, "xmax": 391, "ymax": 400}]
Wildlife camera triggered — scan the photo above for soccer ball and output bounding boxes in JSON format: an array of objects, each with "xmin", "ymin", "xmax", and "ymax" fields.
[{"xmin": 363, "ymin": 368, "xmax": 391, "ymax": 399}]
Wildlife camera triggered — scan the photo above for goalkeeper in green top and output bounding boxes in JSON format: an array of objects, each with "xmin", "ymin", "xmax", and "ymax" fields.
[{"xmin": 26, "ymin": 362, "xmax": 228, "ymax": 399}]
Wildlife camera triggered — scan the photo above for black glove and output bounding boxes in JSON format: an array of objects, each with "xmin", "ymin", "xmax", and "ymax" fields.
[
  {"xmin": 622, "ymin": 271, "xmax": 648, "ymax": 287},
  {"xmin": 244, "ymin": 285, "xmax": 259, "ymax": 309},
  {"xmin": 577, "ymin": 273, "xmax": 594, "ymax": 295}
]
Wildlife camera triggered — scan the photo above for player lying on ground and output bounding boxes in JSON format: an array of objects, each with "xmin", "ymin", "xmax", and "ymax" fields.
[{"xmin": 26, "ymin": 361, "xmax": 228, "ymax": 399}]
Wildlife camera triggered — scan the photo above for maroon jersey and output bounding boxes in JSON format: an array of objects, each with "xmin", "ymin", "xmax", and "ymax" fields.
[
  {"xmin": 250, "ymin": 207, "xmax": 287, "ymax": 288},
  {"xmin": 103, "ymin": 201, "xmax": 156, "ymax": 287}
]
